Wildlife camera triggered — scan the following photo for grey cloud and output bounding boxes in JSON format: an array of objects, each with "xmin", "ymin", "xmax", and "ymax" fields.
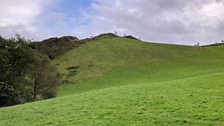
[
  {"xmin": 76, "ymin": 0, "xmax": 224, "ymax": 45},
  {"xmin": 0, "ymin": 25, "xmax": 43, "ymax": 40}
]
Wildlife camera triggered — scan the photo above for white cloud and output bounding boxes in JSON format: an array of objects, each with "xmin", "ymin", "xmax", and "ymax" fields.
[{"xmin": 0, "ymin": 0, "xmax": 52, "ymax": 40}]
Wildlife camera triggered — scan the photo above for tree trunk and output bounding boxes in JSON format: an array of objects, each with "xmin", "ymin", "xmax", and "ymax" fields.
[{"xmin": 33, "ymin": 75, "xmax": 37, "ymax": 100}]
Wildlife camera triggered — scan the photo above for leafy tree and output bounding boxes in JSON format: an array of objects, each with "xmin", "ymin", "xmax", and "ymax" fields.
[
  {"xmin": 0, "ymin": 36, "xmax": 35, "ymax": 105},
  {"xmin": 0, "ymin": 36, "xmax": 61, "ymax": 107},
  {"xmin": 31, "ymin": 53, "xmax": 61, "ymax": 99}
]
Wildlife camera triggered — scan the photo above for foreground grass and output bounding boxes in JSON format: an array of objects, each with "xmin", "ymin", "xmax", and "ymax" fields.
[
  {"xmin": 1, "ymin": 72, "xmax": 224, "ymax": 126},
  {"xmin": 1, "ymin": 37, "xmax": 224, "ymax": 125}
]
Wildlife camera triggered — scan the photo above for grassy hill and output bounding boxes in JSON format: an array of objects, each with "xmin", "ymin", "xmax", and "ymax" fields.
[
  {"xmin": 1, "ymin": 36, "xmax": 224, "ymax": 125},
  {"xmin": 54, "ymin": 37, "xmax": 224, "ymax": 96}
]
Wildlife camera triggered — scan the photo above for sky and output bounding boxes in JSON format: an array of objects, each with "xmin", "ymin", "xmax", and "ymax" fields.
[{"xmin": 0, "ymin": 0, "xmax": 224, "ymax": 45}]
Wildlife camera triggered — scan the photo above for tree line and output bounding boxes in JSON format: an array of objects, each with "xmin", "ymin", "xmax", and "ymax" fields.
[{"xmin": 0, "ymin": 35, "xmax": 61, "ymax": 107}]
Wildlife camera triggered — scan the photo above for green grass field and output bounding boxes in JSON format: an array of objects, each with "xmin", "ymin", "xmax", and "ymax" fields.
[{"xmin": 1, "ymin": 37, "xmax": 224, "ymax": 125}]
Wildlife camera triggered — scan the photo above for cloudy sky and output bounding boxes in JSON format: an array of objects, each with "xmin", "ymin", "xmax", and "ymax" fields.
[{"xmin": 0, "ymin": 0, "xmax": 224, "ymax": 45}]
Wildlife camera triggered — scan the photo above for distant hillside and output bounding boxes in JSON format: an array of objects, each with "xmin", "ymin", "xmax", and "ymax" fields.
[
  {"xmin": 85, "ymin": 33, "xmax": 139, "ymax": 41},
  {"xmin": 30, "ymin": 36, "xmax": 84, "ymax": 59},
  {"xmin": 203, "ymin": 42, "xmax": 224, "ymax": 47},
  {"xmin": 95, "ymin": 33, "xmax": 119, "ymax": 38},
  {"xmin": 30, "ymin": 33, "xmax": 141, "ymax": 59},
  {"xmin": 123, "ymin": 35, "xmax": 140, "ymax": 40}
]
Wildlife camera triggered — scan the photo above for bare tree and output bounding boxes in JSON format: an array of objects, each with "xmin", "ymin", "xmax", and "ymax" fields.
[{"xmin": 195, "ymin": 42, "xmax": 200, "ymax": 47}]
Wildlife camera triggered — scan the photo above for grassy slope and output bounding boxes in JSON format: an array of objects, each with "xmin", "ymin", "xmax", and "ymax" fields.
[
  {"xmin": 54, "ymin": 38, "xmax": 224, "ymax": 96},
  {"xmin": 1, "ymin": 37, "xmax": 224, "ymax": 125}
]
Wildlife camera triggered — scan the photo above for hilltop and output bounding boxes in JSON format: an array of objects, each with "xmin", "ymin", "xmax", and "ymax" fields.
[
  {"xmin": 1, "ymin": 35, "xmax": 224, "ymax": 125},
  {"xmin": 29, "ymin": 33, "xmax": 140, "ymax": 59},
  {"xmin": 30, "ymin": 36, "xmax": 83, "ymax": 59}
]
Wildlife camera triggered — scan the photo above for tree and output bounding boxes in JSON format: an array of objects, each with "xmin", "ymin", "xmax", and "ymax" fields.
[
  {"xmin": 0, "ymin": 36, "xmax": 35, "ymax": 105},
  {"xmin": 0, "ymin": 36, "xmax": 61, "ymax": 106},
  {"xmin": 31, "ymin": 53, "xmax": 61, "ymax": 100},
  {"xmin": 195, "ymin": 42, "xmax": 200, "ymax": 47}
]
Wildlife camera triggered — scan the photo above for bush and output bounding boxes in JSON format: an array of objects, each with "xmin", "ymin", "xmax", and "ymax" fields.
[{"xmin": 41, "ymin": 89, "xmax": 57, "ymax": 99}]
